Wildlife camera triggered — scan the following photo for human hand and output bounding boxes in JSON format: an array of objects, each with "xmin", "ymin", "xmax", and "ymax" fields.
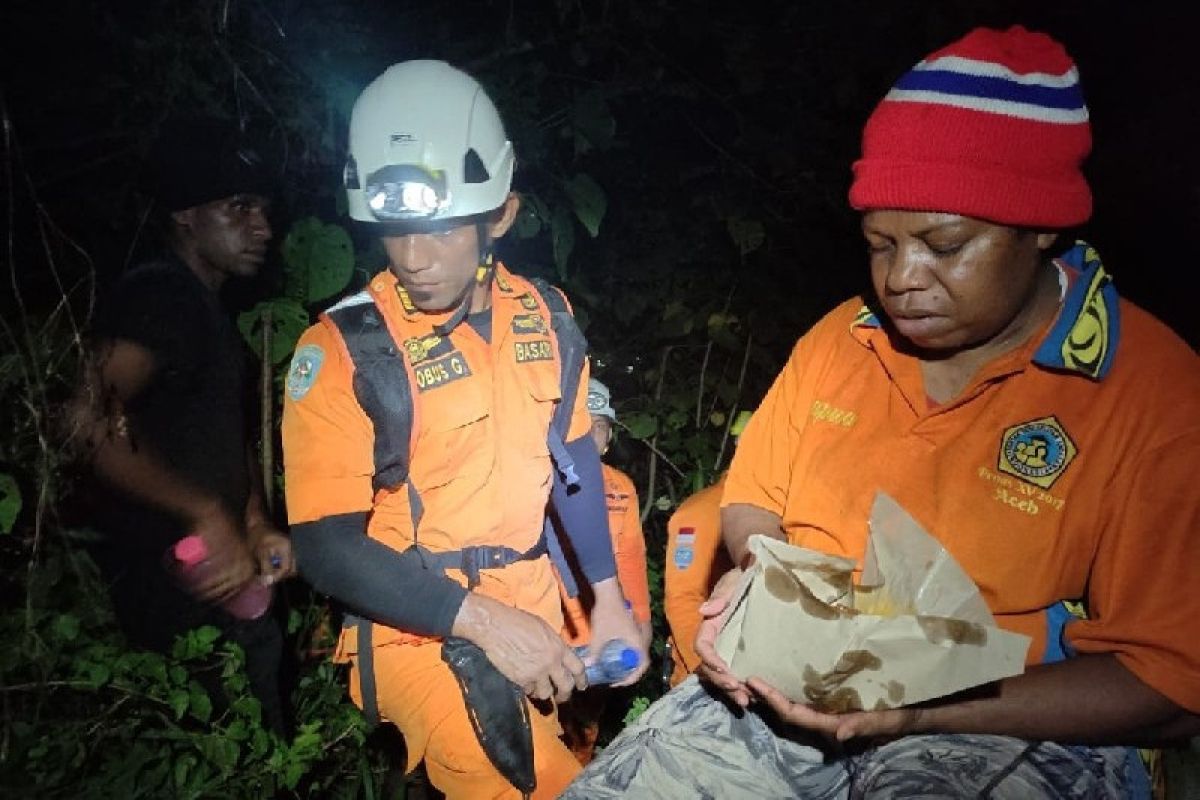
[
  {"xmin": 585, "ymin": 578, "xmax": 650, "ymax": 687},
  {"xmin": 247, "ymin": 523, "xmax": 295, "ymax": 585},
  {"xmin": 189, "ymin": 504, "xmax": 256, "ymax": 603},
  {"xmin": 694, "ymin": 566, "xmax": 751, "ymax": 707},
  {"xmin": 747, "ymin": 677, "xmax": 924, "ymax": 744},
  {"xmin": 458, "ymin": 594, "xmax": 585, "ymax": 703}
]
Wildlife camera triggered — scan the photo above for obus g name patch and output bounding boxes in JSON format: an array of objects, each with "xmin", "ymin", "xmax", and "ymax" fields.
[{"xmin": 414, "ymin": 352, "xmax": 472, "ymax": 392}]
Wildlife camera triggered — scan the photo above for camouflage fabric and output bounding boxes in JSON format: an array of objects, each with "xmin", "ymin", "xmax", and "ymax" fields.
[{"xmin": 562, "ymin": 677, "xmax": 1147, "ymax": 799}]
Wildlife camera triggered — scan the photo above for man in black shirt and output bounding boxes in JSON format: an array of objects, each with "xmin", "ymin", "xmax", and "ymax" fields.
[{"xmin": 72, "ymin": 117, "xmax": 295, "ymax": 734}]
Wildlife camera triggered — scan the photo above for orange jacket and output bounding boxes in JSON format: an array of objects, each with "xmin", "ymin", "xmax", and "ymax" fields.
[
  {"xmin": 560, "ymin": 464, "xmax": 650, "ymax": 647},
  {"xmin": 664, "ymin": 473, "xmax": 733, "ymax": 685},
  {"xmin": 282, "ymin": 263, "xmax": 592, "ymax": 653},
  {"xmin": 725, "ymin": 248, "xmax": 1200, "ymax": 713}
]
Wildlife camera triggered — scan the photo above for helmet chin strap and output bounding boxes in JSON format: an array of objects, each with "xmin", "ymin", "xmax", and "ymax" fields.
[{"xmin": 433, "ymin": 221, "xmax": 495, "ymax": 337}]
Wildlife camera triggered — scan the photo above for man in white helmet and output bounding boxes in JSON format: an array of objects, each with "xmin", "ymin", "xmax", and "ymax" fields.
[{"xmin": 281, "ymin": 60, "xmax": 647, "ymax": 799}]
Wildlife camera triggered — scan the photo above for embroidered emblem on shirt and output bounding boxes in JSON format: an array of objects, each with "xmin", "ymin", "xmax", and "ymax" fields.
[
  {"xmin": 286, "ymin": 344, "xmax": 324, "ymax": 401},
  {"xmin": 395, "ymin": 284, "xmax": 418, "ymax": 314},
  {"xmin": 674, "ymin": 529, "xmax": 696, "ymax": 569},
  {"xmin": 514, "ymin": 339, "xmax": 554, "ymax": 363},
  {"xmin": 413, "ymin": 351, "xmax": 472, "ymax": 392},
  {"xmin": 810, "ymin": 400, "xmax": 858, "ymax": 428},
  {"xmin": 518, "ymin": 292, "xmax": 540, "ymax": 311},
  {"xmin": 997, "ymin": 415, "xmax": 1077, "ymax": 490},
  {"xmin": 403, "ymin": 333, "xmax": 445, "ymax": 365},
  {"xmin": 511, "ymin": 313, "xmax": 548, "ymax": 335},
  {"xmin": 495, "ymin": 271, "xmax": 513, "ymax": 292}
]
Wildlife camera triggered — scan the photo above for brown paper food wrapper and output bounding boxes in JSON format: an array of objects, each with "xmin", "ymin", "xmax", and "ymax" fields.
[{"xmin": 715, "ymin": 492, "xmax": 1029, "ymax": 712}]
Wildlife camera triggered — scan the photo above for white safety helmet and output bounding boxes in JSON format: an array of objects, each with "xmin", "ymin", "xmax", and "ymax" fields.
[
  {"xmin": 586, "ymin": 379, "xmax": 617, "ymax": 423},
  {"xmin": 344, "ymin": 60, "xmax": 515, "ymax": 228}
]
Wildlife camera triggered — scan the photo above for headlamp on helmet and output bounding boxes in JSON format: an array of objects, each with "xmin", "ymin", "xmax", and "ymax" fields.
[{"xmin": 363, "ymin": 164, "xmax": 450, "ymax": 221}]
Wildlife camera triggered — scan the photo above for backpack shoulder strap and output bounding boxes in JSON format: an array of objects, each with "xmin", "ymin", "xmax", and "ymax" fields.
[
  {"xmin": 525, "ymin": 278, "xmax": 589, "ymax": 599},
  {"xmin": 526, "ymin": 278, "xmax": 588, "ymax": 443},
  {"xmin": 324, "ymin": 293, "xmax": 414, "ymax": 495}
]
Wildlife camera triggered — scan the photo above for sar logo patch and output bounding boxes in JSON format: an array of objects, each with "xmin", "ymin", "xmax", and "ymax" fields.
[
  {"xmin": 413, "ymin": 351, "xmax": 472, "ymax": 393},
  {"xmin": 511, "ymin": 313, "xmax": 548, "ymax": 335},
  {"xmin": 518, "ymin": 293, "xmax": 540, "ymax": 311},
  {"xmin": 514, "ymin": 339, "xmax": 554, "ymax": 363},
  {"xmin": 998, "ymin": 415, "xmax": 1077, "ymax": 490},
  {"xmin": 403, "ymin": 333, "xmax": 444, "ymax": 365},
  {"xmin": 286, "ymin": 344, "xmax": 324, "ymax": 401}
]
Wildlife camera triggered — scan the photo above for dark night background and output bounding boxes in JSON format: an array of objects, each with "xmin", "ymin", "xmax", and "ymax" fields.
[{"xmin": 4, "ymin": 0, "xmax": 1198, "ymax": 351}]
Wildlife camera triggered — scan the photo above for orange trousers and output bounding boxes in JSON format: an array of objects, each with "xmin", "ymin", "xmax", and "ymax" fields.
[{"xmin": 349, "ymin": 640, "xmax": 581, "ymax": 799}]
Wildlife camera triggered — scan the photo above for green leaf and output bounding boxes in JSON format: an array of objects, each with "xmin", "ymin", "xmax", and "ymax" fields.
[
  {"xmin": 726, "ymin": 216, "xmax": 765, "ymax": 256},
  {"xmin": 282, "ymin": 217, "xmax": 355, "ymax": 304},
  {"xmin": 169, "ymin": 689, "xmax": 190, "ymax": 720},
  {"xmin": 0, "ymin": 472, "xmax": 21, "ymax": 534},
  {"xmin": 189, "ymin": 686, "xmax": 213, "ymax": 723},
  {"xmin": 85, "ymin": 662, "xmax": 111, "ymax": 687},
  {"xmin": 283, "ymin": 760, "xmax": 305, "ymax": 790},
  {"xmin": 52, "ymin": 614, "xmax": 80, "ymax": 642},
  {"xmin": 173, "ymin": 754, "xmax": 195, "ymax": 789},
  {"xmin": 564, "ymin": 173, "xmax": 607, "ymax": 237},
  {"xmin": 623, "ymin": 695, "xmax": 651, "ymax": 726},
  {"xmin": 550, "ymin": 206, "xmax": 576, "ymax": 280},
  {"xmin": 622, "ymin": 412, "xmax": 657, "ymax": 440},
  {"xmin": 236, "ymin": 298, "xmax": 311, "ymax": 366}
]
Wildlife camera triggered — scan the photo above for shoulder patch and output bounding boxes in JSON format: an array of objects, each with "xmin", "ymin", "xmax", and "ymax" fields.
[
  {"xmin": 673, "ymin": 528, "xmax": 696, "ymax": 569},
  {"xmin": 851, "ymin": 304, "xmax": 880, "ymax": 329},
  {"xmin": 997, "ymin": 415, "xmax": 1077, "ymax": 490},
  {"xmin": 286, "ymin": 344, "xmax": 325, "ymax": 401},
  {"xmin": 1034, "ymin": 242, "xmax": 1121, "ymax": 380}
]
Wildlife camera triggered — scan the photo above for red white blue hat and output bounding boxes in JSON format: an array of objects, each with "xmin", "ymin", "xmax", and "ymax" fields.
[{"xmin": 850, "ymin": 26, "xmax": 1092, "ymax": 228}]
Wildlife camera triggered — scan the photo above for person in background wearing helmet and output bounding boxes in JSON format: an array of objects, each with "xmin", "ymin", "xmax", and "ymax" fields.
[
  {"xmin": 556, "ymin": 378, "xmax": 653, "ymax": 765},
  {"xmin": 281, "ymin": 61, "xmax": 648, "ymax": 799},
  {"xmin": 564, "ymin": 26, "xmax": 1199, "ymax": 798},
  {"xmin": 661, "ymin": 410, "xmax": 747, "ymax": 687},
  {"xmin": 70, "ymin": 116, "xmax": 295, "ymax": 735}
]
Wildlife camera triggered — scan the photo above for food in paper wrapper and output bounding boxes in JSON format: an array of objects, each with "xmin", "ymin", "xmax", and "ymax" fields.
[{"xmin": 715, "ymin": 493, "xmax": 1029, "ymax": 711}]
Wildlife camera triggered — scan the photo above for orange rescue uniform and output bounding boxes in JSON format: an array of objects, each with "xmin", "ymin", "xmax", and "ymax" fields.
[
  {"xmin": 725, "ymin": 249, "xmax": 1200, "ymax": 714},
  {"xmin": 663, "ymin": 472, "xmax": 733, "ymax": 686},
  {"xmin": 282, "ymin": 263, "xmax": 592, "ymax": 798},
  {"xmin": 560, "ymin": 463, "xmax": 650, "ymax": 647}
]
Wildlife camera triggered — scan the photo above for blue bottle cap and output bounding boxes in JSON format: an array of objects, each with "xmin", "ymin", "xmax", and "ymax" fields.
[{"xmin": 618, "ymin": 647, "xmax": 639, "ymax": 670}]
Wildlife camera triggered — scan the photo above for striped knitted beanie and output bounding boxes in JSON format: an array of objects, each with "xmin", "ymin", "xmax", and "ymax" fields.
[{"xmin": 849, "ymin": 25, "xmax": 1092, "ymax": 228}]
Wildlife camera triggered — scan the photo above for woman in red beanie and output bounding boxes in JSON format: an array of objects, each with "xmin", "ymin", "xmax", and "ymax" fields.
[{"xmin": 562, "ymin": 25, "xmax": 1198, "ymax": 799}]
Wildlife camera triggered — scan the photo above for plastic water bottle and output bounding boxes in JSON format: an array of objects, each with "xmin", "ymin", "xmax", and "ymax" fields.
[
  {"xmin": 577, "ymin": 639, "xmax": 640, "ymax": 686},
  {"xmin": 168, "ymin": 535, "xmax": 273, "ymax": 620}
]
